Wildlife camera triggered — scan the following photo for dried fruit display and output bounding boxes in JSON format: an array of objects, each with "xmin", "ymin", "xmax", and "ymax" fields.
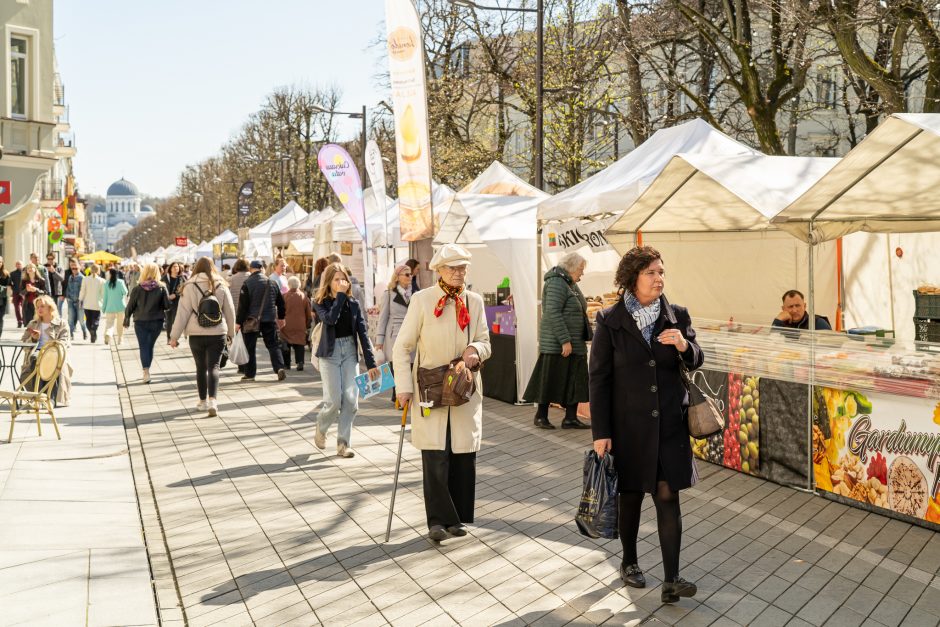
[
  {"xmin": 887, "ymin": 456, "xmax": 929, "ymax": 518},
  {"xmin": 723, "ymin": 373, "xmax": 743, "ymax": 470},
  {"xmin": 927, "ymin": 494, "xmax": 940, "ymax": 524},
  {"xmin": 722, "ymin": 373, "xmax": 759, "ymax": 474},
  {"xmin": 831, "ymin": 453, "xmax": 888, "ymax": 508},
  {"xmin": 867, "ymin": 453, "xmax": 887, "ymax": 486}
]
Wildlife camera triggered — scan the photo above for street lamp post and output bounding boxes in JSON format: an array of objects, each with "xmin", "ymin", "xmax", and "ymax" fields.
[
  {"xmin": 213, "ymin": 176, "xmax": 223, "ymax": 235},
  {"xmin": 311, "ymin": 104, "xmax": 368, "ymax": 185},
  {"xmin": 452, "ymin": 0, "xmax": 543, "ymax": 190},
  {"xmin": 192, "ymin": 192, "xmax": 203, "ymax": 243}
]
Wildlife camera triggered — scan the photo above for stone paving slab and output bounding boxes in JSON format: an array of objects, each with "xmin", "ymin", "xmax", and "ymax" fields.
[
  {"xmin": 0, "ymin": 320, "xmax": 157, "ymax": 627},
  {"xmin": 111, "ymin": 337, "xmax": 940, "ymax": 627}
]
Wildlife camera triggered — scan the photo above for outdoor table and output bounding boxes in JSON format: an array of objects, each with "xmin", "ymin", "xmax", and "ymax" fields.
[{"xmin": 0, "ymin": 340, "xmax": 31, "ymax": 390}]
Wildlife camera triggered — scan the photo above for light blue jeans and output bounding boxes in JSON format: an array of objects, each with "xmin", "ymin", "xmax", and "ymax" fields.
[{"xmin": 317, "ymin": 336, "xmax": 360, "ymax": 447}]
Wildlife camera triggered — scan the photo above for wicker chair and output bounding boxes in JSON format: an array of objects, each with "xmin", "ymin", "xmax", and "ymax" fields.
[{"xmin": 0, "ymin": 341, "xmax": 66, "ymax": 442}]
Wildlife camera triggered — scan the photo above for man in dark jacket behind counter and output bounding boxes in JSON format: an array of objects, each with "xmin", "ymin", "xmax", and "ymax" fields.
[{"xmin": 236, "ymin": 260, "xmax": 287, "ymax": 382}]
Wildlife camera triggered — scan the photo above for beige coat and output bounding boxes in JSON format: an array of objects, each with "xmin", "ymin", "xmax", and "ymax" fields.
[
  {"xmin": 20, "ymin": 318, "xmax": 73, "ymax": 405},
  {"xmin": 393, "ymin": 285, "xmax": 491, "ymax": 453}
]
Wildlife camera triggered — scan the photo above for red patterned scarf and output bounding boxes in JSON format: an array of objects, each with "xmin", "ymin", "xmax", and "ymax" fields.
[{"xmin": 434, "ymin": 279, "xmax": 471, "ymax": 330}]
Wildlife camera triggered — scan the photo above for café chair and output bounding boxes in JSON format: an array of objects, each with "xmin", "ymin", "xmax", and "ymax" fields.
[{"xmin": 0, "ymin": 341, "xmax": 66, "ymax": 442}]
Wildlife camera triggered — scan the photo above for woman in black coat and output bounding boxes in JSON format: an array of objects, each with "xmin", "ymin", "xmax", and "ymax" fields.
[{"xmin": 589, "ymin": 246, "xmax": 704, "ymax": 604}]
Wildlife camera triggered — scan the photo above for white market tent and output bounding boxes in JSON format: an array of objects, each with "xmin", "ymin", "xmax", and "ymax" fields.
[
  {"xmin": 194, "ymin": 239, "xmax": 212, "ymax": 259},
  {"xmin": 209, "ymin": 229, "xmax": 238, "ymax": 245},
  {"xmin": 285, "ymin": 238, "xmax": 317, "ymax": 257},
  {"xmin": 538, "ymin": 118, "xmax": 759, "ymax": 222},
  {"xmin": 248, "ymin": 201, "xmax": 308, "ymax": 255},
  {"xmin": 603, "ymin": 153, "xmax": 841, "ymax": 325},
  {"xmin": 272, "ymin": 208, "xmax": 336, "ymax": 247},
  {"xmin": 434, "ymin": 194, "xmax": 543, "ymax": 402},
  {"xmin": 458, "ymin": 161, "xmax": 544, "ymax": 197},
  {"xmin": 773, "ymin": 113, "xmax": 940, "ymax": 337}
]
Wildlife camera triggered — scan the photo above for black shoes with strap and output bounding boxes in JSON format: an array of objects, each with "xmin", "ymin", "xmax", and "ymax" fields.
[
  {"xmin": 661, "ymin": 576, "xmax": 697, "ymax": 603},
  {"xmin": 620, "ymin": 563, "xmax": 646, "ymax": 588}
]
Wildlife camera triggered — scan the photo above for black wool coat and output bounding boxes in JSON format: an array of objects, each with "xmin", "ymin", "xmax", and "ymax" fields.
[{"xmin": 589, "ymin": 295, "xmax": 704, "ymax": 493}]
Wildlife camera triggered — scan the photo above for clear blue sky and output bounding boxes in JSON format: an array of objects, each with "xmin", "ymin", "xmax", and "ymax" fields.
[{"xmin": 54, "ymin": 0, "xmax": 387, "ymax": 198}]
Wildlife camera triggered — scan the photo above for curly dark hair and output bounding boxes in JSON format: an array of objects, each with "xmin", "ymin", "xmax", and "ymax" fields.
[{"xmin": 614, "ymin": 246, "xmax": 663, "ymax": 294}]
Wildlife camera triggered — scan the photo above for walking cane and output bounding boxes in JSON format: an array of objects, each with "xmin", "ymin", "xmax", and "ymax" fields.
[{"xmin": 385, "ymin": 400, "xmax": 409, "ymax": 542}]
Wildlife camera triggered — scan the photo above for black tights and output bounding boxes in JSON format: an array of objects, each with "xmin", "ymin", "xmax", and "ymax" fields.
[
  {"xmin": 619, "ymin": 481, "xmax": 682, "ymax": 581},
  {"xmin": 535, "ymin": 403, "xmax": 578, "ymax": 420}
]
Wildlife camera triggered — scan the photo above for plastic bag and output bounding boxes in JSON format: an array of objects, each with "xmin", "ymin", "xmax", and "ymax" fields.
[
  {"xmin": 575, "ymin": 450, "xmax": 619, "ymax": 539},
  {"xmin": 229, "ymin": 331, "xmax": 249, "ymax": 366}
]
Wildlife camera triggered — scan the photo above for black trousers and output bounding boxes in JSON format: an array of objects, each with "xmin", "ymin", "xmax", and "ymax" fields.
[
  {"xmin": 421, "ymin": 417, "xmax": 476, "ymax": 529},
  {"xmin": 189, "ymin": 335, "xmax": 226, "ymax": 400},
  {"xmin": 84, "ymin": 309, "xmax": 101, "ymax": 332},
  {"xmin": 243, "ymin": 321, "xmax": 285, "ymax": 378},
  {"xmin": 281, "ymin": 342, "xmax": 305, "ymax": 367}
]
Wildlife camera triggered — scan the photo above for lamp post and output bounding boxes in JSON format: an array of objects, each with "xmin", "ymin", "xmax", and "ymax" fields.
[
  {"xmin": 311, "ymin": 104, "xmax": 368, "ymax": 185},
  {"xmin": 212, "ymin": 176, "xmax": 223, "ymax": 235},
  {"xmin": 451, "ymin": 0, "xmax": 543, "ymax": 190},
  {"xmin": 192, "ymin": 192, "xmax": 203, "ymax": 243}
]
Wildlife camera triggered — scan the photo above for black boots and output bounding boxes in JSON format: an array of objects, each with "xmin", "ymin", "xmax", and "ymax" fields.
[
  {"xmin": 534, "ymin": 415, "xmax": 554, "ymax": 429},
  {"xmin": 661, "ymin": 577, "xmax": 697, "ymax": 603},
  {"xmin": 620, "ymin": 563, "xmax": 646, "ymax": 588}
]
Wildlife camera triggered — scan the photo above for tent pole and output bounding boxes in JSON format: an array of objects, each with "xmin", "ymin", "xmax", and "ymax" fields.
[
  {"xmin": 835, "ymin": 238, "xmax": 843, "ymax": 332},
  {"xmin": 807, "ymin": 222, "xmax": 816, "ymax": 493},
  {"xmin": 536, "ymin": 222, "xmax": 543, "ymax": 329}
]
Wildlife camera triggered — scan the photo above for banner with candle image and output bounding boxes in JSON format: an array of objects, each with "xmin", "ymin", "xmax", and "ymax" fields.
[
  {"xmin": 385, "ymin": 0, "xmax": 433, "ymax": 241},
  {"xmin": 813, "ymin": 387, "xmax": 940, "ymax": 525},
  {"xmin": 317, "ymin": 144, "xmax": 366, "ymax": 240}
]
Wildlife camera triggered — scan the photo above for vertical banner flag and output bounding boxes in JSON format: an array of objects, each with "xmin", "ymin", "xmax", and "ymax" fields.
[
  {"xmin": 237, "ymin": 181, "xmax": 254, "ymax": 224},
  {"xmin": 385, "ymin": 0, "xmax": 433, "ymax": 242},
  {"xmin": 364, "ymin": 140, "xmax": 388, "ymax": 244},
  {"xmin": 318, "ymin": 144, "xmax": 367, "ymax": 240}
]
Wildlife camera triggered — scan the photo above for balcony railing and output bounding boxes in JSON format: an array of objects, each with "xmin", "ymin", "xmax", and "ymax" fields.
[{"xmin": 0, "ymin": 117, "xmax": 56, "ymax": 158}]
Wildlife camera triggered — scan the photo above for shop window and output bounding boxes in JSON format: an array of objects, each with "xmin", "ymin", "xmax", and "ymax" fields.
[
  {"xmin": 10, "ymin": 37, "xmax": 28, "ymax": 118},
  {"xmin": 816, "ymin": 67, "xmax": 838, "ymax": 109}
]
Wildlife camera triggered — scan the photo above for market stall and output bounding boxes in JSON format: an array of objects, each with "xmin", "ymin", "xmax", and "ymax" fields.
[
  {"xmin": 770, "ymin": 113, "xmax": 940, "ymax": 528},
  {"xmin": 271, "ymin": 207, "xmax": 335, "ymax": 248},
  {"xmin": 206, "ymin": 229, "xmax": 239, "ymax": 265},
  {"xmin": 248, "ymin": 200, "xmax": 308, "ymax": 257}
]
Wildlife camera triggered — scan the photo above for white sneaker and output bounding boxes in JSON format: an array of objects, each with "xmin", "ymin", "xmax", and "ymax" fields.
[
  {"xmin": 196, "ymin": 399, "xmax": 208, "ymax": 412},
  {"xmin": 337, "ymin": 444, "xmax": 355, "ymax": 458},
  {"xmin": 142, "ymin": 369, "xmax": 150, "ymax": 384},
  {"xmin": 207, "ymin": 399, "xmax": 218, "ymax": 417},
  {"xmin": 314, "ymin": 430, "xmax": 326, "ymax": 450}
]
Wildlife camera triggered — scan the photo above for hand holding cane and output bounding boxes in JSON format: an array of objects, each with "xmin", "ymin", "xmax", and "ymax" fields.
[{"xmin": 385, "ymin": 400, "xmax": 409, "ymax": 542}]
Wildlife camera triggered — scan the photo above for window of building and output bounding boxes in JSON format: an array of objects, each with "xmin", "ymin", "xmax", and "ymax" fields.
[
  {"xmin": 10, "ymin": 36, "xmax": 28, "ymax": 118},
  {"xmin": 816, "ymin": 67, "xmax": 838, "ymax": 109}
]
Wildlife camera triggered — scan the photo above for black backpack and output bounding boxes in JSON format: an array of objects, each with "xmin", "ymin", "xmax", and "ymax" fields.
[{"xmin": 193, "ymin": 281, "xmax": 224, "ymax": 328}]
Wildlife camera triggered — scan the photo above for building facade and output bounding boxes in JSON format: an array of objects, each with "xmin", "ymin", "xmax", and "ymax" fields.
[{"xmin": 89, "ymin": 178, "xmax": 155, "ymax": 251}]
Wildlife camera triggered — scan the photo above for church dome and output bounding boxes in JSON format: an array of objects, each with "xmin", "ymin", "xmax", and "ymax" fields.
[
  {"xmin": 107, "ymin": 178, "xmax": 139, "ymax": 197},
  {"xmin": 92, "ymin": 204, "xmax": 107, "ymax": 213},
  {"xmin": 140, "ymin": 204, "xmax": 155, "ymax": 213}
]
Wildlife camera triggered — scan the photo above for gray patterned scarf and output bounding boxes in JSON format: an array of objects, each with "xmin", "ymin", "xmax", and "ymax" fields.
[{"xmin": 624, "ymin": 291, "xmax": 660, "ymax": 345}]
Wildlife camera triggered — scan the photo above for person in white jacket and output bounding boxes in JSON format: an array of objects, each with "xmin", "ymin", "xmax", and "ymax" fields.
[
  {"xmin": 78, "ymin": 264, "xmax": 105, "ymax": 343},
  {"xmin": 169, "ymin": 257, "xmax": 235, "ymax": 418},
  {"xmin": 393, "ymin": 243, "xmax": 491, "ymax": 543},
  {"xmin": 376, "ymin": 263, "xmax": 413, "ymax": 404}
]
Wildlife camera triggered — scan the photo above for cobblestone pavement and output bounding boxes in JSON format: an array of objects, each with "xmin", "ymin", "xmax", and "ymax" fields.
[{"xmin": 112, "ymin": 339, "xmax": 940, "ymax": 627}]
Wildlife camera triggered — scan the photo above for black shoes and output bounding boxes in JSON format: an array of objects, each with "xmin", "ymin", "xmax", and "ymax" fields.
[
  {"xmin": 277, "ymin": 368, "xmax": 287, "ymax": 381},
  {"xmin": 534, "ymin": 416, "xmax": 555, "ymax": 429},
  {"xmin": 446, "ymin": 524, "xmax": 468, "ymax": 537},
  {"xmin": 661, "ymin": 577, "xmax": 697, "ymax": 603},
  {"xmin": 428, "ymin": 525, "xmax": 448, "ymax": 542},
  {"xmin": 561, "ymin": 417, "xmax": 591, "ymax": 429},
  {"xmin": 428, "ymin": 524, "xmax": 468, "ymax": 541},
  {"xmin": 296, "ymin": 364, "xmax": 304, "ymax": 371},
  {"xmin": 620, "ymin": 563, "xmax": 646, "ymax": 588}
]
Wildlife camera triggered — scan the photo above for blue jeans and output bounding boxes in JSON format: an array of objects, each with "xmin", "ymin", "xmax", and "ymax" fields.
[
  {"xmin": 316, "ymin": 336, "xmax": 360, "ymax": 447},
  {"xmin": 135, "ymin": 320, "xmax": 164, "ymax": 369},
  {"xmin": 67, "ymin": 299, "xmax": 87, "ymax": 335}
]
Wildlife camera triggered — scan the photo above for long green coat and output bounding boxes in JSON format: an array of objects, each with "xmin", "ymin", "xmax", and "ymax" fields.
[{"xmin": 538, "ymin": 267, "xmax": 589, "ymax": 355}]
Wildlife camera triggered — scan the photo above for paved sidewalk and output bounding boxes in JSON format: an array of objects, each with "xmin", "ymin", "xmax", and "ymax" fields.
[
  {"xmin": 112, "ymin": 338, "xmax": 940, "ymax": 627},
  {"xmin": 0, "ymin": 321, "xmax": 157, "ymax": 626}
]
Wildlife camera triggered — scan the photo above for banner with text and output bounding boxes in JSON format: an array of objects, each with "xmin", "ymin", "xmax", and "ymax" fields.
[
  {"xmin": 385, "ymin": 0, "xmax": 433, "ymax": 242},
  {"xmin": 365, "ymin": 139, "xmax": 389, "ymax": 246},
  {"xmin": 318, "ymin": 144, "xmax": 366, "ymax": 241},
  {"xmin": 813, "ymin": 387, "xmax": 940, "ymax": 525},
  {"xmin": 542, "ymin": 217, "xmax": 617, "ymax": 254},
  {"xmin": 237, "ymin": 181, "xmax": 254, "ymax": 225}
]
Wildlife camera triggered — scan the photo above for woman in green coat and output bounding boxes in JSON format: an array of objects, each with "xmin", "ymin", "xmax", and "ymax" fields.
[
  {"xmin": 523, "ymin": 252, "xmax": 591, "ymax": 429},
  {"xmin": 101, "ymin": 268, "xmax": 129, "ymax": 344}
]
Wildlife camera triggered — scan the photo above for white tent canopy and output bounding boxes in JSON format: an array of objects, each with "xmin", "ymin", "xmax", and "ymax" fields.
[
  {"xmin": 194, "ymin": 239, "xmax": 212, "ymax": 259},
  {"xmin": 538, "ymin": 118, "xmax": 758, "ymax": 221},
  {"xmin": 209, "ymin": 229, "xmax": 237, "ymax": 245},
  {"xmin": 331, "ymin": 189, "xmax": 396, "ymax": 244},
  {"xmin": 248, "ymin": 201, "xmax": 308, "ymax": 240},
  {"xmin": 271, "ymin": 208, "xmax": 335, "ymax": 247},
  {"xmin": 774, "ymin": 113, "xmax": 940, "ymax": 242},
  {"xmin": 607, "ymin": 153, "xmax": 839, "ymax": 240},
  {"xmin": 459, "ymin": 161, "xmax": 544, "ymax": 197}
]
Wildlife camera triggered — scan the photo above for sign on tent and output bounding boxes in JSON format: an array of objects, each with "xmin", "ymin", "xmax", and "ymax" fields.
[{"xmin": 542, "ymin": 217, "xmax": 617, "ymax": 254}]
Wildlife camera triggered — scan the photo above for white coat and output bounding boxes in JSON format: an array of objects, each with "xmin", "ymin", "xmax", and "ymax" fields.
[
  {"xmin": 79, "ymin": 275, "xmax": 105, "ymax": 311},
  {"xmin": 376, "ymin": 287, "xmax": 410, "ymax": 359},
  {"xmin": 393, "ymin": 284, "xmax": 491, "ymax": 453}
]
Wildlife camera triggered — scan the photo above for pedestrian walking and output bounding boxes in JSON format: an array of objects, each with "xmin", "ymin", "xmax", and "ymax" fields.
[
  {"xmin": 0, "ymin": 258, "xmax": 10, "ymax": 338},
  {"xmin": 393, "ymin": 244, "xmax": 491, "ymax": 542},
  {"xmin": 280, "ymin": 276, "xmax": 312, "ymax": 370},
  {"xmin": 164, "ymin": 262, "xmax": 184, "ymax": 341},
  {"xmin": 589, "ymin": 246, "xmax": 704, "ymax": 603},
  {"xmin": 29, "ymin": 253, "xmax": 49, "ymax": 285},
  {"xmin": 270, "ymin": 256, "xmax": 289, "ymax": 294},
  {"xmin": 235, "ymin": 260, "xmax": 287, "ymax": 382},
  {"xmin": 126, "ymin": 263, "xmax": 140, "ymax": 291},
  {"xmin": 63, "ymin": 257, "xmax": 88, "ymax": 340},
  {"xmin": 169, "ymin": 257, "xmax": 235, "ymax": 417},
  {"xmin": 124, "ymin": 263, "xmax": 170, "ymax": 384},
  {"xmin": 312, "ymin": 263, "xmax": 380, "ymax": 458},
  {"xmin": 20, "ymin": 264, "xmax": 48, "ymax": 326},
  {"xmin": 10, "ymin": 261, "xmax": 24, "ymax": 328},
  {"xmin": 523, "ymin": 252, "xmax": 591, "ymax": 429},
  {"xmin": 43, "ymin": 257, "xmax": 65, "ymax": 319},
  {"xmin": 78, "ymin": 264, "xmax": 104, "ymax": 343},
  {"xmin": 376, "ymin": 263, "xmax": 413, "ymax": 403},
  {"xmin": 304, "ymin": 257, "xmax": 328, "ymax": 301},
  {"xmin": 101, "ymin": 268, "xmax": 129, "ymax": 345},
  {"xmin": 405, "ymin": 258, "xmax": 421, "ymax": 292}
]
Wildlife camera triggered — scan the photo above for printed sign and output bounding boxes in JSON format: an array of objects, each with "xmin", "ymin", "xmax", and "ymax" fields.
[
  {"xmin": 237, "ymin": 181, "xmax": 254, "ymax": 223},
  {"xmin": 691, "ymin": 369, "xmax": 761, "ymax": 476},
  {"xmin": 318, "ymin": 144, "xmax": 367, "ymax": 241},
  {"xmin": 355, "ymin": 362, "xmax": 395, "ymax": 399},
  {"xmin": 813, "ymin": 387, "xmax": 940, "ymax": 524},
  {"xmin": 542, "ymin": 217, "xmax": 617, "ymax": 254},
  {"xmin": 175, "ymin": 236, "xmax": 188, "ymax": 247},
  {"xmin": 386, "ymin": 0, "xmax": 433, "ymax": 241}
]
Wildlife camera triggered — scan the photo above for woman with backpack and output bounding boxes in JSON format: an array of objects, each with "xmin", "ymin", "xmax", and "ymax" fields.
[
  {"xmin": 169, "ymin": 257, "xmax": 235, "ymax": 417},
  {"xmin": 101, "ymin": 268, "xmax": 129, "ymax": 344}
]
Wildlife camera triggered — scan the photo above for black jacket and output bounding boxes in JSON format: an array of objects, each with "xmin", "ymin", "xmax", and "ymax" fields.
[
  {"xmin": 44, "ymin": 267, "xmax": 64, "ymax": 299},
  {"xmin": 313, "ymin": 292, "xmax": 377, "ymax": 369},
  {"xmin": 9, "ymin": 269, "xmax": 22, "ymax": 295},
  {"xmin": 124, "ymin": 284, "xmax": 170, "ymax": 324},
  {"xmin": 589, "ymin": 295, "xmax": 704, "ymax": 493},
  {"xmin": 236, "ymin": 272, "xmax": 285, "ymax": 324}
]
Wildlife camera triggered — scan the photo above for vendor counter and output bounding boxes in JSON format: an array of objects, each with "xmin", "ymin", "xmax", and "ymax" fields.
[{"xmin": 481, "ymin": 333, "xmax": 517, "ymax": 404}]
